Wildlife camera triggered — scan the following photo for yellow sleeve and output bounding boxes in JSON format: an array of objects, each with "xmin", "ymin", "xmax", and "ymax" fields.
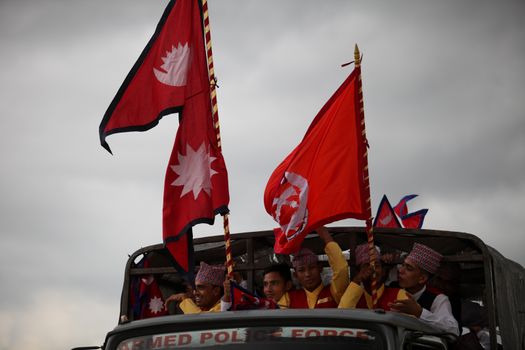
[
  {"xmin": 325, "ymin": 241, "xmax": 349, "ymax": 303},
  {"xmin": 338, "ymin": 282, "xmax": 364, "ymax": 308},
  {"xmin": 209, "ymin": 301, "xmax": 222, "ymax": 312},
  {"xmin": 278, "ymin": 292, "xmax": 290, "ymax": 309},
  {"xmin": 179, "ymin": 298, "xmax": 202, "ymax": 314},
  {"xmin": 396, "ymin": 288, "xmax": 409, "ymax": 301}
]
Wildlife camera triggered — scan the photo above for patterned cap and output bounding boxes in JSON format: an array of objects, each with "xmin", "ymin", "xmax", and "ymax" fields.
[
  {"xmin": 406, "ymin": 243, "xmax": 443, "ymax": 274},
  {"xmin": 291, "ymin": 248, "xmax": 318, "ymax": 268},
  {"xmin": 355, "ymin": 243, "xmax": 380, "ymax": 266},
  {"xmin": 195, "ymin": 261, "xmax": 226, "ymax": 286}
]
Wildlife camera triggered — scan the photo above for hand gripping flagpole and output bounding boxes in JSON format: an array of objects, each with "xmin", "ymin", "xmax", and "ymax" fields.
[
  {"xmin": 201, "ymin": 0, "xmax": 234, "ymax": 279},
  {"xmin": 354, "ymin": 44, "xmax": 379, "ymax": 306}
]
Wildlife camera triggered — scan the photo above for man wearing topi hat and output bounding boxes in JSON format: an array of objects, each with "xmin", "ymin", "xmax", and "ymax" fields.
[
  {"xmin": 338, "ymin": 243, "xmax": 408, "ymax": 310},
  {"xmin": 287, "ymin": 226, "xmax": 349, "ymax": 308},
  {"xmin": 390, "ymin": 243, "xmax": 459, "ymax": 336},
  {"xmin": 165, "ymin": 262, "xmax": 228, "ymax": 314}
]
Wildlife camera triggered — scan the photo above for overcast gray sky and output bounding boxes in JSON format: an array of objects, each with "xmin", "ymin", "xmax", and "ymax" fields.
[{"xmin": 1, "ymin": 0, "xmax": 524, "ymax": 349}]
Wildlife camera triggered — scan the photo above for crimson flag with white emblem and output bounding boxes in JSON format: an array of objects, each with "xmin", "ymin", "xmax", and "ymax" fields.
[
  {"xmin": 373, "ymin": 195, "xmax": 402, "ymax": 228},
  {"xmin": 99, "ymin": 0, "xmax": 229, "ymax": 275},
  {"xmin": 163, "ymin": 86, "xmax": 229, "ymax": 273},
  {"xmin": 100, "ymin": 0, "xmax": 203, "ymax": 153},
  {"xmin": 393, "ymin": 194, "xmax": 418, "ymax": 218},
  {"xmin": 264, "ymin": 68, "xmax": 368, "ymax": 254},
  {"xmin": 401, "ymin": 209, "xmax": 428, "ymax": 229},
  {"xmin": 138, "ymin": 274, "xmax": 169, "ymax": 319}
]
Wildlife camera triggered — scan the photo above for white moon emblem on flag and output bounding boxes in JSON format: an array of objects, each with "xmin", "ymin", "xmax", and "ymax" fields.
[
  {"xmin": 379, "ymin": 213, "xmax": 392, "ymax": 226},
  {"xmin": 271, "ymin": 172, "xmax": 309, "ymax": 241},
  {"xmin": 153, "ymin": 43, "xmax": 191, "ymax": 86}
]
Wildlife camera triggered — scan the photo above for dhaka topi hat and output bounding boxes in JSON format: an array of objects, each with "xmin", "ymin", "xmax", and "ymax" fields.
[
  {"xmin": 195, "ymin": 261, "xmax": 226, "ymax": 286},
  {"xmin": 406, "ymin": 243, "xmax": 443, "ymax": 274},
  {"xmin": 355, "ymin": 243, "xmax": 380, "ymax": 266},
  {"xmin": 291, "ymin": 248, "xmax": 318, "ymax": 268}
]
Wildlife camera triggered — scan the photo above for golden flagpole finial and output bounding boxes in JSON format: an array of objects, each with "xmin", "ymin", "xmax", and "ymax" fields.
[{"xmin": 354, "ymin": 44, "xmax": 360, "ymax": 67}]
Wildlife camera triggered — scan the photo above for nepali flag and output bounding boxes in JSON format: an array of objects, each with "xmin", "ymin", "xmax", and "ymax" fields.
[
  {"xmin": 264, "ymin": 67, "xmax": 368, "ymax": 254},
  {"xmin": 401, "ymin": 208, "xmax": 428, "ymax": 229},
  {"xmin": 130, "ymin": 258, "xmax": 168, "ymax": 320},
  {"xmin": 393, "ymin": 194, "xmax": 428, "ymax": 229},
  {"xmin": 373, "ymin": 195, "xmax": 402, "ymax": 228},
  {"xmin": 393, "ymin": 194, "xmax": 418, "ymax": 218},
  {"xmin": 229, "ymin": 282, "xmax": 279, "ymax": 311},
  {"xmin": 99, "ymin": 0, "xmax": 229, "ymax": 276}
]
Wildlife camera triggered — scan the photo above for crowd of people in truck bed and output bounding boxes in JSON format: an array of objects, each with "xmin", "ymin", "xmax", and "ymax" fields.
[{"xmin": 158, "ymin": 227, "xmax": 491, "ymax": 349}]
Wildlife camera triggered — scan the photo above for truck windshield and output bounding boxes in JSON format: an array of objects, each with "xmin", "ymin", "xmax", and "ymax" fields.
[{"xmin": 117, "ymin": 326, "xmax": 385, "ymax": 350}]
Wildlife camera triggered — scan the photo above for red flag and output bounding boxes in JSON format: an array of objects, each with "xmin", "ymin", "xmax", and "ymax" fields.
[
  {"xmin": 230, "ymin": 282, "xmax": 279, "ymax": 311},
  {"xmin": 163, "ymin": 87, "xmax": 229, "ymax": 273},
  {"xmin": 160, "ymin": 0, "xmax": 229, "ymax": 274},
  {"xmin": 130, "ymin": 259, "xmax": 168, "ymax": 320},
  {"xmin": 264, "ymin": 68, "xmax": 368, "ymax": 254},
  {"xmin": 138, "ymin": 275, "xmax": 169, "ymax": 319},
  {"xmin": 401, "ymin": 209, "xmax": 428, "ymax": 229},
  {"xmin": 373, "ymin": 195, "xmax": 402, "ymax": 228},
  {"xmin": 393, "ymin": 194, "xmax": 418, "ymax": 218},
  {"xmin": 100, "ymin": 0, "xmax": 206, "ymax": 153},
  {"xmin": 100, "ymin": 0, "xmax": 229, "ymax": 274}
]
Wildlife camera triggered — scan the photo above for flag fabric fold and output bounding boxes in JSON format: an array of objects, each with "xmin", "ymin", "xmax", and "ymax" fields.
[
  {"xmin": 373, "ymin": 195, "xmax": 402, "ymax": 228},
  {"xmin": 264, "ymin": 68, "xmax": 368, "ymax": 254}
]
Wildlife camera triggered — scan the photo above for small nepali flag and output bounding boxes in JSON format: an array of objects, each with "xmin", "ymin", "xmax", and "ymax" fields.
[
  {"xmin": 229, "ymin": 281, "xmax": 279, "ymax": 311},
  {"xmin": 401, "ymin": 209, "xmax": 428, "ymax": 229},
  {"xmin": 393, "ymin": 194, "xmax": 418, "ymax": 218},
  {"xmin": 130, "ymin": 258, "xmax": 168, "ymax": 320},
  {"xmin": 264, "ymin": 66, "xmax": 369, "ymax": 254},
  {"xmin": 373, "ymin": 195, "xmax": 402, "ymax": 228}
]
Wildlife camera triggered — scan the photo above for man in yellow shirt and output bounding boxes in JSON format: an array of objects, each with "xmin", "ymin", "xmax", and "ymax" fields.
[
  {"xmin": 165, "ymin": 262, "xmax": 227, "ymax": 314},
  {"xmin": 286, "ymin": 226, "xmax": 349, "ymax": 309},
  {"xmin": 339, "ymin": 243, "xmax": 407, "ymax": 310}
]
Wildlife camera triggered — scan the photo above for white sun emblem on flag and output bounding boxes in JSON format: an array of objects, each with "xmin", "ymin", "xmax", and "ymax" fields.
[
  {"xmin": 148, "ymin": 296, "xmax": 165, "ymax": 314},
  {"xmin": 171, "ymin": 143, "xmax": 218, "ymax": 199}
]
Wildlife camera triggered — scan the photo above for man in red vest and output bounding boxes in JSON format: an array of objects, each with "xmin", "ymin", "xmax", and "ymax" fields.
[
  {"xmin": 287, "ymin": 227, "xmax": 349, "ymax": 308},
  {"xmin": 338, "ymin": 243, "xmax": 407, "ymax": 310}
]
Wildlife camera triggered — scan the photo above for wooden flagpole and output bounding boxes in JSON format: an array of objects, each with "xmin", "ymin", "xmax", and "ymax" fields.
[
  {"xmin": 354, "ymin": 44, "xmax": 379, "ymax": 306},
  {"xmin": 201, "ymin": 0, "xmax": 234, "ymax": 278}
]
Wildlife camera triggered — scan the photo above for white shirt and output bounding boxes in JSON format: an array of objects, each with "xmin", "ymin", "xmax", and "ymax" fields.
[{"xmin": 412, "ymin": 285, "xmax": 459, "ymax": 336}]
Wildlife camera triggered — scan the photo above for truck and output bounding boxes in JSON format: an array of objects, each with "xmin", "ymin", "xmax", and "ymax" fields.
[{"xmin": 74, "ymin": 226, "xmax": 525, "ymax": 349}]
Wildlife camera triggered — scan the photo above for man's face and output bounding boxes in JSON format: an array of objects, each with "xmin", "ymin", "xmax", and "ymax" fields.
[
  {"xmin": 263, "ymin": 271, "xmax": 291, "ymax": 302},
  {"xmin": 193, "ymin": 282, "xmax": 221, "ymax": 309},
  {"xmin": 398, "ymin": 258, "xmax": 427, "ymax": 289},
  {"xmin": 359, "ymin": 261, "xmax": 384, "ymax": 285},
  {"xmin": 294, "ymin": 262, "xmax": 322, "ymax": 291}
]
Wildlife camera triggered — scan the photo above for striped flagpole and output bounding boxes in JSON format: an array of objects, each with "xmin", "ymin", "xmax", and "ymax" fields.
[
  {"xmin": 354, "ymin": 44, "xmax": 378, "ymax": 306},
  {"xmin": 201, "ymin": 0, "xmax": 234, "ymax": 278}
]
